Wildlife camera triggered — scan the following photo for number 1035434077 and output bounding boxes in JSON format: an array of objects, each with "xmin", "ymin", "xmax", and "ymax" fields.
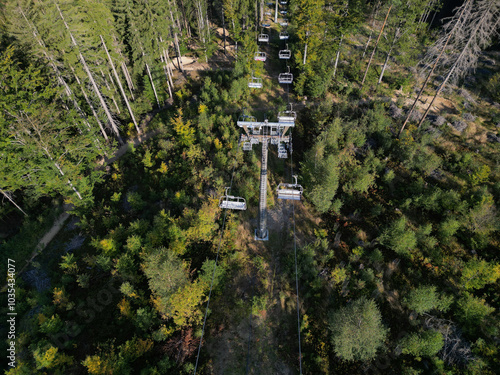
[{"xmin": 7, "ymin": 259, "xmax": 16, "ymax": 306}]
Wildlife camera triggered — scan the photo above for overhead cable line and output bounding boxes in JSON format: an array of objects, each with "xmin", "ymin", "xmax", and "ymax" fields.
[{"xmin": 194, "ymin": 141, "xmax": 242, "ymax": 375}]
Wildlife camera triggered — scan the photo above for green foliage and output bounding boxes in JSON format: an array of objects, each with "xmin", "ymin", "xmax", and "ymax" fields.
[
  {"xmin": 379, "ymin": 216, "xmax": 417, "ymax": 257},
  {"xmin": 403, "ymin": 286, "xmax": 452, "ymax": 314},
  {"xmin": 455, "ymin": 293, "xmax": 495, "ymax": 332},
  {"xmin": 399, "ymin": 330, "xmax": 444, "ymax": 357},
  {"xmin": 461, "ymin": 258, "xmax": 500, "ymax": 291},
  {"xmin": 329, "ymin": 297, "xmax": 388, "ymax": 361}
]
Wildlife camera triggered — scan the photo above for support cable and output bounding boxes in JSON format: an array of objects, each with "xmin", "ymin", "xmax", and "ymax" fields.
[
  {"xmin": 194, "ymin": 141, "xmax": 242, "ymax": 375},
  {"xmin": 290, "ymin": 150, "xmax": 303, "ymax": 374}
]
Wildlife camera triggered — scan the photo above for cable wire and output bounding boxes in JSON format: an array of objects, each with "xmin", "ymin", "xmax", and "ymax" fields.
[
  {"xmin": 194, "ymin": 141, "xmax": 241, "ymax": 375},
  {"xmin": 290, "ymin": 149, "xmax": 303, "ymax": 374}
]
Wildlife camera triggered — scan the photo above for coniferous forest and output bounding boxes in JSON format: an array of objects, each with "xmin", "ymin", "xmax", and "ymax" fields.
[{"xmin": 0, "ymin": 0, "xmax": 499, "ymax": 374}]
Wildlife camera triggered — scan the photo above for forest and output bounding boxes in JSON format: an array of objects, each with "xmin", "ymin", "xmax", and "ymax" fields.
[{"xmin": 0, "ymin": 0, "xmax": 499, "ymax": 374}]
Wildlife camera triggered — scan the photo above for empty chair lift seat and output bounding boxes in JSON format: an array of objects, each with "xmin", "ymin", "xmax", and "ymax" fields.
[
  {"xmin": 258, "ymin": 34, "xmax": 269, "ymax": 42},
  {"xmin": 279, "ymin": 0, "xmax": 287, "ymax": 4},
  {"xmin": 279, "ymin": 49, "xmax": 291, "ymax": 59},
  {"xmin": 280, "ymin": 19, "xmax": 288, "ymax": 26},
  {"xmin": 280, "ymin": 10, "xmax": 287, "ymax": 14},
  {"xmin": 248, "ymin": 77, "xmax": 263, "ymax": 88},
  {"xmin": 278, "ymin": 73, "xmax": 293, "ymax": 84},
  {"xmin": 219, "ymin": 188, "xmax": 247, "ymax": 210},
  {"xmin": 277, "ymin": 183, "xmax": 303, "ymax": 200},
  {"xmin": 254, "ymin": 51, "xmax": 267, "ymax": 61},
  {"xmin": 278, "ymin": 108, "xmax": 296, "ymax": 123},
  {"xmin": 279, "ymin": 32, "xmax": 289, "ymax": 40},
  {"xmin": 261, "ymin": 23, "xmax": 271, "ymax": 28}
]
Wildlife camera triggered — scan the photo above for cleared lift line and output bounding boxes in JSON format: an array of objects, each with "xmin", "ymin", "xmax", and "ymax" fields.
[{"xmin": 195, "ymin": 0, "xmax": 303, "ymax": 372}]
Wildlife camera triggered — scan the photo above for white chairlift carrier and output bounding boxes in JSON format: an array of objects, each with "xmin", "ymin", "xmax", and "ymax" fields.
[
  {"xmin": 258, "ymin": 34, "xmax": 269, "ymax": 42},
  {"xmin": 219, "ymin": 187, "xmax": 247, "ymax": 210},
  {"xmin": 279, "ymin": 19, "xmax": 288, "ymax": 26},
  {"xmin": 278, "ymin": 67, "xmax": 293, "ymax": 84},
  {"xmin": 277, "ymin": 176, "xmax": 303, "ymax": 201},
  {"xmin": 278, "ymin": 104, "xmax": 296, "ymax": 123},
  {"xmin": 279, "ymin": 31, "xmax": 289, "ymax": 40},
  {"xmin": 279, "ymin": 0, "xmax": 287, "ymax": 4},
  {"xmin": 254, "ymin": 51, "xmax": 267, "ymax": 62},
  {"xmin": 279, "ymin": 44, "xmax": 291, "ymax": 59},
  {"xmin": 248, "ymin": 76, "xmax": 263, "ymax": 88}
]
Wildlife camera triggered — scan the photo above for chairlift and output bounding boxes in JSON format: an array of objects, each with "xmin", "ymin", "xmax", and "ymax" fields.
[
  {"xmin": 279, "ymin": 19, "xmax": 288, "ymax": 26},
  {"xmin": 280, "ymin": 10, "xmax": 287, "ymax": 14},
  {"xmin": 265, "ymin": 11, "xmax": 272, "ymax": 15},
  {"xmin": 219, "ymin": 187, "xmax": 247, "ymax": 210},
  {"xmin": 278, "ymin": 66, "xmax": 293, "ymax": 84},
  {"xmin": 279, "ymin": 0, "xmax": 287, "ymax": 4},
  {"xmin": 238, "ymin": 114, "xmax": 257, "ymax": 123},
  {"xmin": 279, "ymin": 31, "xmax": 289, "ymax": 40},
  {"xmin": 261, "ymin": 23, "xmax": 271, "ymax": 28},
  {"xmin": 278, "ymin": 143, "xmax": 287, "ymax": 158},
  {"xmin": 258, "ymin": 33, "xmax": 269, "ymax": 42},
  {"xmin": 248, "ymin": 76, "xmax": 263, "ymax": 89},
  {"xmin": 279, "ymin": 44, "xmax": 291, "ymax": 59},
  {"xmin": 254, "ymin": 51, "xmax": 267, "ymax": 62},
  {"xmin": 277, "ymin": 175, "xmax": 303, "ymax": 201},
  {"xmin": 278, "ymin": 104, "xmax": 297, "ymax": 123}
]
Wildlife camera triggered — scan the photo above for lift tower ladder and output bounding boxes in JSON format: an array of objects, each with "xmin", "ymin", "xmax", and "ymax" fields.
[{"xmin": 237, "ymin": 114, "xmax": 295, "ymax": 240}]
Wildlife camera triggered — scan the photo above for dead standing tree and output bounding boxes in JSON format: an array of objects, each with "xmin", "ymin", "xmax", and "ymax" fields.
[{"xmin": 399, "ymin": 0, "xmax": 500, "ymax": 136}]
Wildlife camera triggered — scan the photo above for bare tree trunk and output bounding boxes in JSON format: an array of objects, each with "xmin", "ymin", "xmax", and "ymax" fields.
[
  {"xmin": 0, "ymin": 189, "xmax": 28, "ymax": 216},
  {"xmin": 222, "ymin": 7, "xmax": 226, "ymax": 55},
  {"xmin": 417, "ymin": 2, "xmax": 497, "ymax": 129},
  {"xmin": 168, "ymin": 0, "xmax": 184, "ymax": 72},
  {"xmin": 163, "ymin": 48, "xmax": 175, "ymax": 90},
  {"xmin": 55, "ymin": 2, "xmax": 123, "ymax": 144},
  {"xmin": 145, "ymin": 60, "xmax": 161, "ymax": 108},
  {"xmin": 100, "ymin": 35, "xmax": 140, "ymax": 134},
  {"xmin": 361, "ymin": 4, "xmax": 392, "ymax": 87},
  {"xmin": 303, "ymin": 41, "xmax": 308, "ymax": 65},
  {"xmin": 121, "ymin": 62, "xmax": 135, "ymax": 99},
  {"xmin": 398, "ymin": 0, "xmax": 473, "ymax": 137},
  {"xmin": 378, "ymin": 25, "xmax": 400, "ymax": 84},
  {"xmin": 70, "ymin": 65, "xmax": 109, "ymax": 142},
  {"xmin": 363, "ymin": 1, "xmax": 381, "ymax": 58},
  {"xmin": 333, "ymin": 35, "xmax": 343, "ymax": 78}
]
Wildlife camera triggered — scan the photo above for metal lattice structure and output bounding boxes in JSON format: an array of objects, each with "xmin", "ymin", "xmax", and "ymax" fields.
[{"xmin": 237, "ymin": 113, "xmax": 295, "ymax": 240}]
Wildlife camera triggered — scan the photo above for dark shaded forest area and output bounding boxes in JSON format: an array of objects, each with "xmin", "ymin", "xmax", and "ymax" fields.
[{"xmin": 0, "ymin": 0, "xmax": 499, "ymax": 374}]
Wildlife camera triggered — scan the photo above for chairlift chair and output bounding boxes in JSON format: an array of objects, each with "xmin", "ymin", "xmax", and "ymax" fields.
[
  {"xmin": 279, "ymin": 19, "xmax": 288, "ymax": 26},
  {"xmin": 277, "ymin": 176, "xmax": 303, "ymax": 200},
  {"xmin": 261, "ymin": 23, "xmax": 271, "ymax": 28},
  {"xmin": 278, "ymin": 66, "xmax": 293, "ymax": 84},
  {"xmin": 279, "ymin": 0, "xmax": 287, "ymax": 4},
  {"xmin": 280, "ymin": 10, "xmax": 287, "ymax": 14},
  {"xmin": 248, "ymin": 76, "xmax": 263, "ymax": 89},
  {"xmin": 278, "ymin": 143, "xmax": 287, "ymax": 158},
  {"xmin": 265, "ymin": 11, "xmax": 272, "ymax": 16},
  {"xmin": 279, "ymin": 45, "xmax": 291, "ymax": 59},
  {"xmin": 278, "ymin": 105, "xmax": 297, "ymax": 123},
  {"xmin": 238, "ymin": 114, "xmax": 257, "ymax": 123},
  {"xmin": 258, "ymin": 33, "xmax": 269, "ymax": 42},
  {"xmin": 279, "ymin": 31, "xmax": 289, "ymax": 40},
  {"xmin": 219, "ymin": 187, "xmax": 247, "ymax": 210},
  {"xmin": 254, "ymin": 51, "xmax": 267, "ymax": 62}
]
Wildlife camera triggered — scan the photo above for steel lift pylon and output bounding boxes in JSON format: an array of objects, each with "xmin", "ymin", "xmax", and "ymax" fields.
[{"xmin": 237, "ymin": 114, "xmax": 296, "ymax": 240}]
